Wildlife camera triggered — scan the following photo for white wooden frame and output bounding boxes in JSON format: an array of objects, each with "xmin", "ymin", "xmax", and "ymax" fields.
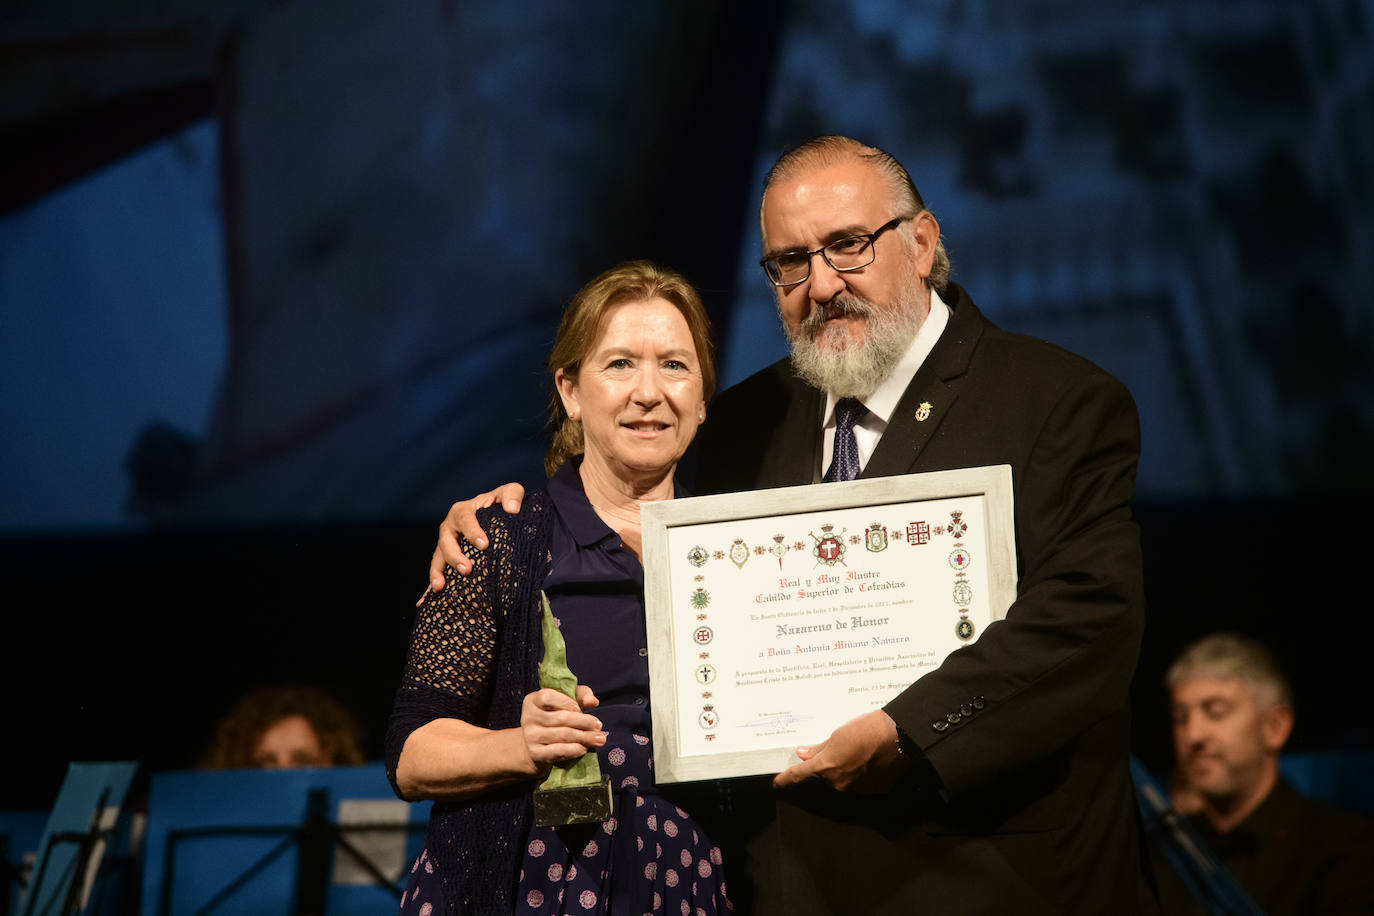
[{"xmin": 640, "ymin": 464, "xmax": 1017, "ymax": 783}]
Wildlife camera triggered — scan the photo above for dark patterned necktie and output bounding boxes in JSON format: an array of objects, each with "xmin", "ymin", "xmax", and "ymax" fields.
[{"xmin": 823, "ymin": 398, "xmax": 866, "ymax": 483}]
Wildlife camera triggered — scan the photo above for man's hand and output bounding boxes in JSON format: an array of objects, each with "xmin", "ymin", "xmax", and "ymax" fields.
[
  {"xmin": 772, "ymin": 709, "xmax": 908, "ymax": 794},
  {"xmin": 422, "ymin": 483, "xmax": 527, "ymax": 600}
]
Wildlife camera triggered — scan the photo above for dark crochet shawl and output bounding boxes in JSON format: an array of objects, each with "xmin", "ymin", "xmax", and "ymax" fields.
[{"xmin": 385, "ymin": 490, "xmax": 553, "ymax": 915}]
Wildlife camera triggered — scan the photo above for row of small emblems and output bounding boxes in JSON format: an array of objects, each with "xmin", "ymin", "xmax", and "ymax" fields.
[
  {"xmin": 688, "ymin": 539, "xmax": 719, "ymax": 732},
  {"xmin": 690, "ymin": 609, "xmax": 719, "ymax": 733},
  {"xmin": 685, "ymin": 511, "xmax": 971, "ymax": 570},
  {"xmin": 695, "ymin": 619, "xmax": 718, "ymax": 735},
  {"xmin": 953, "ymin": 535, "xmax": 976, "ymax": 642},
  {"xmin": 689, "ymin": 555, "xmax": 975, "ymax": 612}
]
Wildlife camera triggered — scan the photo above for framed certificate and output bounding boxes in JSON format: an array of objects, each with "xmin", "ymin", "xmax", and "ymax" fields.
[{"xmin": 640, "ymin": 464, "xmax": 1017, "ymax": 783}]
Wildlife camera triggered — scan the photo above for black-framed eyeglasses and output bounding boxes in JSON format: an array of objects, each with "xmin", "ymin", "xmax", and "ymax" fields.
[{"xmin": 759, "ymin": 216, "xmax": 910, "ymax": 287}]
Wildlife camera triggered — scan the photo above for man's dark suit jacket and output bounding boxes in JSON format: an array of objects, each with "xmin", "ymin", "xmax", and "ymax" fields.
[{"xmin": 690, "ymin": 283, "xmax": 1154, "ymax": 915}]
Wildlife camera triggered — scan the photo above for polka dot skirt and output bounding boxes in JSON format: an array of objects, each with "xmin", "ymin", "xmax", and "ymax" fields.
[{"xmin": 398, "ymin": 731, "xmax": 729, "ymax": 915}]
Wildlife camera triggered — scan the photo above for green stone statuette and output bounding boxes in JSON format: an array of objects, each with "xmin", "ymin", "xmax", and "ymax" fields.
[{"xmin": 531, "ymin": 592, "xmax": 613, "ymax": 826}]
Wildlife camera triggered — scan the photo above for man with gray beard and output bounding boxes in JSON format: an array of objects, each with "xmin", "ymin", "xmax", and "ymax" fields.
[
  {"xmin": 785, "ymin": 281, "xmax": 924, "ymax": 401},
  {"xmin": 429, "ymin": 136, "xmax": 1153, "ymax": 914}
]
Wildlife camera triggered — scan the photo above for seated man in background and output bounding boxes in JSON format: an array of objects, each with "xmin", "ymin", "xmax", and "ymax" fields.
[
  {"xmin": 1162, "ymin": 632, "xmax": 1374, "ymax": 915},
  {"xmin": 200, "ymin": 683, "xmax": 367, "ymax": 769}
]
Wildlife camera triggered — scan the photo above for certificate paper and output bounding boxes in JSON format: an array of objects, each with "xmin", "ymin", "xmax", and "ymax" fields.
[{"xmin": 641, "ymin": 465, "xmax": 1016, "ymax": 783}]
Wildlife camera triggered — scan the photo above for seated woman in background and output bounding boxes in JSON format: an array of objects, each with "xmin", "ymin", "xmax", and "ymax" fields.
[
  {"xmin": 385, "ymin": 260, "xmax": 729, "ymax": 915},
  {"xmin": 202, "ymin": 683, "xmax": 367, "ymax": 769}
]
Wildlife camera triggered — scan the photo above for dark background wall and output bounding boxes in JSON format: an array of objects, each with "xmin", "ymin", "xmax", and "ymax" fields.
[{"xmin": 2, "ymin": 0, "xmax": 1372, "ymax": 810}]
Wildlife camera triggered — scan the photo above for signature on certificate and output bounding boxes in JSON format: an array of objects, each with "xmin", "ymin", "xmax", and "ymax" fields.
[{"xmin": 738, "ymin": 712, "xmax": 814, "ymax": 731}]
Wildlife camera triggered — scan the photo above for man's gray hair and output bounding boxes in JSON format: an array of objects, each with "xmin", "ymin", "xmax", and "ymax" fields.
[
  {"xmin": 761, "ymin": 135, "xmax": 951, "ymax": 295},
  {"xmin": 1165, "ymin": 632, "xmax": 1294, "ymax": 710}
]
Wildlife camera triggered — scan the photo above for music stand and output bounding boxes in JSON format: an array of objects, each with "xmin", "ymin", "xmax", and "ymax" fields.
[
  {"xmin": 2, "ymin": 809, "xmax": 51, "ymax": 915},
  {"xmin": 139, "ymin": 765, "xmax": 429, "ymax": 916},
  {"xmin": 18, "ymin": 762, "xmax": 138, "ymax": 916}
]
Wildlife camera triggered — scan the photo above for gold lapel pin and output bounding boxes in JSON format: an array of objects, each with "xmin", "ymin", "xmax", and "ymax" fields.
[{"xmin": 915, "ymin": 401, "xmax": 933, "ymax": 422}]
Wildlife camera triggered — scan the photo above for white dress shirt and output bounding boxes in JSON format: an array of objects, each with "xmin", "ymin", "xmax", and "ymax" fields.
[{"xmin": 817, "ymin": 288, "xmax": 951, "ymax": 482}]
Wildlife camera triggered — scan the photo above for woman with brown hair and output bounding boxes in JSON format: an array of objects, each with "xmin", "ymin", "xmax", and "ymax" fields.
[
  {"xmin": 202, "ymin": 683, "xmax": 366, "ymax": 769},
  {"xmin": 385, "ymin": 260, "xmax": 729, "ymax": 915}
]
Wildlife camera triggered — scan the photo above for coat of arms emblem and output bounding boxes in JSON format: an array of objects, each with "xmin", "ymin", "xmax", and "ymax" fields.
[
  {"xmin": 728, "ymin": 538, "xmax": 750, "ymax": 569},
  {"xmin": 770, "ymin": 534, "xmax": 788, "ymax": 568},
  {"xmin": 864, "ymin": 523, "xmax": 888, "ymax": 552},
  {"xmin": 811, "ymin": 524, "xmax": 847, "ymax": 566}
]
